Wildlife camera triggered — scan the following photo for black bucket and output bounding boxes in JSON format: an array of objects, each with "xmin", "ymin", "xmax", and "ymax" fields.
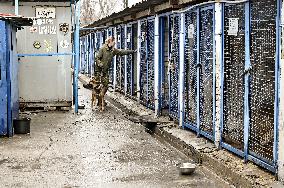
[
  {"xmin": 13, "ymin": 118, "xmax": 31, "ymax": 134},
  {"xmin": 143, "ymin": 122, "xmax": 157, "ymax": 135}
]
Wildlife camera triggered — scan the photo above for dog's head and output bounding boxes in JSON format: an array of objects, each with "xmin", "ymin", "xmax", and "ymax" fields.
[{"xmin": 89, "ymin": 79, "xmax": 103, "ymax": 92}]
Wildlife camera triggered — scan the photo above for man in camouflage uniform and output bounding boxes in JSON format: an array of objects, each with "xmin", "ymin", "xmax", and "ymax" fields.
[{"xmin": 94, "ymin": 36, "xmax": 135, "ymax": 110}]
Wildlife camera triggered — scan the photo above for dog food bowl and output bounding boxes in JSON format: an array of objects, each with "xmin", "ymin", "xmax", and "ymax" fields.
[{"xmin": 178, "ymin": 162, "xmax": 196, "ymax": 175}]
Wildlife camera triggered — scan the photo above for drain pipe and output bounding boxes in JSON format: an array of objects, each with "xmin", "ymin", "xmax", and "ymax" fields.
[{"xmin": 172, "ymin": 0, "xmax": 249, "ymax": 13}]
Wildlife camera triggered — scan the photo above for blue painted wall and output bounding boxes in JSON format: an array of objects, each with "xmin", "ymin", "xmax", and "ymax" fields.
[{"xmin": 0, "ymin": 20, "xmax": 19, "ymax": 137}]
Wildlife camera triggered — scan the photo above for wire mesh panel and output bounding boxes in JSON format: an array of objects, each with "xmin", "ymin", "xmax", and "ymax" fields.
[
  {"xmin": 199, "ymin": 7, "xmax": 214, "ymax": 136},
  {"xmin": 222, "ymin": 4, "xmax": 246, "ymax": 151},
  {"xmin": 169, "ymin": 14, "xmax": 180, "ymax": 118},
  {"xmin": 140, "ymin": 20, "xmax": 148, "ymax": 105},
  {"xmin": 115, "ymin": 26, "xmax": 123, "ymax": 91},
  {"xmin": 147, "ymin": 20, "xmax": 155, "ymax": 109},
  {"xmin": 248, "ymin": 0, "xmax": 277, "ymax": 163},
  {"xmin": 184, "ymin": 11, "xmax": 198, "ymax": 127},
  {"xmin": 126, "ymin": 25, "xmax": 134, "ymax": 96}
]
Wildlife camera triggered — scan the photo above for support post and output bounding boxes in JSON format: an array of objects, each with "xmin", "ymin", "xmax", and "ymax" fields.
[
  {"xmin": 179, "ymin": 13, "xmax": 185, "ymax": 127},
  {"xmin": 214, "ymin": 2, "xmax": 223, "ymax": 147},
  {"xmin": 243, "ymin": 1, "xmax": 251, "ymax": 162},
  {"xmin": 74, "ymin": 0, "xmax": 80, "ymax": 113},
  {"xmin": 137, "ymin": 20, "xmax": 141, "ymax": 102},
  {"xmin": 15, "ymin": 0, "xmax": 19, "ymax": 15},
  {"xmin": 154, "ymin": 15, "xmax": 160, "ymax": 117},
  {"xmin": 113, "ymin": 27, "xmax": 117, "ymax": 90},
  {"xmin": 278, "ymin": 0, "xmax": 284, "ymax": 181},
  {"xmin": 124, "ymin": 25, "xmax": 128, "ymax": 95}
]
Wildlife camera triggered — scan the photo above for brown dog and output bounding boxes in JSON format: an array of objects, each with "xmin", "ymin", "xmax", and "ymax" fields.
[{"xmin": 89, "ymin": 78, "xmax": 104, "ymax": 111}]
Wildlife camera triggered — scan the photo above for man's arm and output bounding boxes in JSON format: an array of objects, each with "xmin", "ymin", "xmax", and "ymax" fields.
[{"xmin": 113, "ymin": 48, "xmax": 134, "ymax": 56}]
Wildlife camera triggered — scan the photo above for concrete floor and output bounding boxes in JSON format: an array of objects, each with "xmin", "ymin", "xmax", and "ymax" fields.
[{"xmin": 0, "ymin": 84, "xmax": 232, "ymax": 188}]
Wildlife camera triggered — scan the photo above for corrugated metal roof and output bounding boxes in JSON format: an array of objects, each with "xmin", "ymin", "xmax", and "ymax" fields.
[{"xmin": 0, "ymin": 13, "xmax": 33, "ymax": 27}]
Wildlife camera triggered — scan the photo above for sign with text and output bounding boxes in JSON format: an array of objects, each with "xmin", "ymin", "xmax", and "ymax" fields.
[{"xmin": 36, "ymin": 7, "xmax": 56, "ymax": 18}]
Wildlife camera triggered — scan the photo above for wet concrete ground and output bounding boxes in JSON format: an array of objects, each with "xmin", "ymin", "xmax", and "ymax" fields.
[{"xmin": 0, "ymin": 84, "xmax": 232, "ymax": 188}]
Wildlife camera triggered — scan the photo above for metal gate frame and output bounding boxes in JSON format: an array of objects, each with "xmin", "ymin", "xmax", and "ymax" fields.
[
  {"xmin": 139, "ymin": 17, "xmax": 155, "ymax": 109},
  {"xmin": 181, "ymin": 5, "xmax": 216, "ymax": 141},
  {"xmin": 115, "ymin": 25, "xmax": 125, "ymax": 92},
  {"xmin": 125, "ymin": 24, "xmax": 135, "ymax": 97},
  {"xmin": 168, "ymin": 13, "xmax": 181, "ymax": 119},
  {"xmin": 220, "ymin": 0, "xmax": 281, "ymax": 172}
]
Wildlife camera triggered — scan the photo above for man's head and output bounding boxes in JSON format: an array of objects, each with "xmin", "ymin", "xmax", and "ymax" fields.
[{"xmin": 105, "ymin": 36, "xmax": 116, "ymax": 48}]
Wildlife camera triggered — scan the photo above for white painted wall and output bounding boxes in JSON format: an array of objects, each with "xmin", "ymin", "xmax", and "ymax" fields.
[{"xmin": 0, "ymin": 2, "xmax": 73, "ymax": 105}]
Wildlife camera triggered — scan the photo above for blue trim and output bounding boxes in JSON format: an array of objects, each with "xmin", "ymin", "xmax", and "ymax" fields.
[
  {"xmin": 158, "ymin": 16, "xmax": 165, "ymax": 115},
  {"xmin": 18, "ymin": 53, "xmax": 75, "ymax": 57},
  {"xmin": 158, "ymin": 12, "xmax": 171, "ymax": 18},
  {"xmin": 212, "ymin": 5, "xmax": 216, "ymax": 141},
  {"xmin": 74, "ymin": 1, "xmax": 81, "ymax": 113},
  {"xmin": 168, "ymin": 15, "xmax": 172, "ymax": 115},
  {"xmin": 184, "ymin": 122, "xmax": 198, "ymax": 132},
  {"xmin": 221, "ymin": 142, "xmax": 244, "ymax": 157},
  {"xmin": 243, "ymin": 1, "xmax": 251, "ymax": 163},
  {"xmin": 219, "ymin": 3, "xmax": 225, "ymax": 148},
  {"xmin": 247, "ymin": 154, "xmax": 276, "ymax": 173},
  {"xmin": 181, "ymin": 13, "xmax": 186, "ymax": 128},
  {"xmin": 274, "ymin": 0, "xmax": 282, "ymax": 171},
  {"xmin": 6, "ymin": 25, "xmax": 12, "ymax": 137},
  {"xmin": 199, "ymin": 130, "xmax": 214, "ymax": 141}
]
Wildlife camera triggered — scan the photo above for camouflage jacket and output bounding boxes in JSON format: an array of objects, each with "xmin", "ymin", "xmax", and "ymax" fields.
[{"xmin": 95, "ymin": 44, "xmax": 134, "ymax": 72}]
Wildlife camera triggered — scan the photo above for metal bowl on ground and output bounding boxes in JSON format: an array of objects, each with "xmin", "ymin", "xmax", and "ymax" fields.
[{"xmin": 178, "ymin": 162, "xmax": 196, "ymax": 175}]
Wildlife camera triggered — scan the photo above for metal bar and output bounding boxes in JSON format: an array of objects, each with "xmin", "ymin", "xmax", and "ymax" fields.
[
  {"xmin": 219, "ymin": 3, "xmax": 225, "ymax": 149},
  {"xmin": 74, "ymin": 0, "xmax": 81, "ymax": 113},
  {"xmin": 15, "ymin": 0, "xmax": 19, "ymax": 15},
  {"xmin": 18, "ymin": 53, "xmax": 75, "ymax": 57},
  {"xmin": 154, "ymin": 15, "xmax": 160, "ymax": 116},
  {"xmin": 137, "ymin": 20, "xmax": 141, "ymax": 101},
  {"xmin": 277, "ymin": 0, "xmax": 284, "ymax": 180},
  {"xmin": 199, "ymin": 130, "xmax": 214, "ymax": 140},
  {"xmin": 124, "ymin": 24, "xmax": 127, "ymax": 95},
  {"xmin": 168, "ymin": 15, "xmax": 172, "ymax": 116},
  {"xmin": 113, "ymin": 27, "xmax": 118, "ymax": 89},
  {"xmin": 80, "ymin": 26, "xmax": 108, "ymax": 31},
  {"xmin": 212, "ymin": 4, "xmax": 217, "ymax": 142},
  {"xmin": 179, "ymin": 13, "xmax": 185, "ymax": 127},
  {"xmin": 184, "ymin": 122, "xmax": 199, "ymax": 132},
  {"xmin": 221, "ymin": 142, "xmax": 245, "ymax": 157},
  {"xmin": 146, "ymin": 21, "xmax": 149, "ymax": 108},
  {"xmin": 158, "ymin": 16, "xmax": 165, "ymax": 115},
  {"xmin": 243, "ymin": 1, "xmax": 251, "ymax": 162},
  {"xmin": 274, "ymin": 0, "xmax": 282, "ymax": 172},
  {"xmin": 196, "ymin": 8, "xmax": 201, "ymax": 137},
  {"xmin": 247, "ymin": 155, "xmax": 276, "ymax": 173}
]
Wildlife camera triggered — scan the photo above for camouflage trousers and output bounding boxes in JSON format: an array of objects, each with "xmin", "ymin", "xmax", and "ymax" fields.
[{"xmin": 94, "ymin": 65, "xmax": 109, "ymax": 88}]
